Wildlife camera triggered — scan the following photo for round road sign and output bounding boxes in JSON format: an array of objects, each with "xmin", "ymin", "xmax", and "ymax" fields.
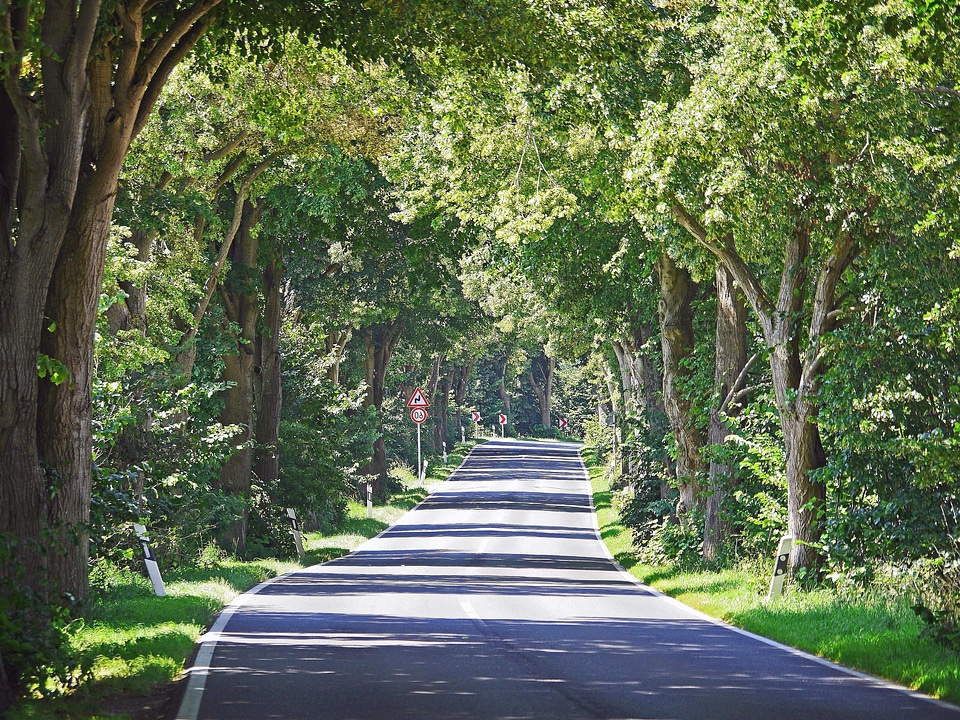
[{"xmin": 410, "ymin": 407, "xmax": 428, "ymax": 424}]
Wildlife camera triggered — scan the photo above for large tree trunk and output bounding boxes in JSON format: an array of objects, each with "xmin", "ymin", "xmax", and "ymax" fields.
[
  {"xmin": 0, "ymin": 1, "xmax": 102, "ymax": 609},
  {"xmin": 424, "ymin": 354, "xmax": 442, "ymax": 452},
  {"xmin": 671, "ymin": 202, "xmax": 855, "ymax": 574},
  {"xmin": 452, "ymin": 362, "xmax": 473, "ymax": 433},
  {"xmin": 37, "ymin": 168, "xmax": 124, "ymax": 600},
  {"xmin": 437, "ymin": 367, "xmax": 454, "ymax": 450},
  {"xmin": 359, "ymin": 320, "xmax": 403, "ymax": 496},
  {"xmin": 2, "ymin": 4, "xmax": 220, "ymax": 632},
  {"xmin": 657, "ymin": 252, "xmax": 706, "ymax": 515},
  {"xmin": 528, "ymin": 354, "xmax": 555, "ymax": 429},
  {"xmin": 497, "ymin": 358, "xmax": 513, "ymax": 434},
  {"xmin": 611, "ymin": 340, "xmax": 638, "ymax": 475},
  {"xmin": 216, "ymin": 200, "xmax": 263, "ymax": 555},
  {"xmin": 254, "ymin": 251, "xmax": 284, "ymax": 488},
  {"xmin": 612, "ymin": 318, "xmax": 664, "ymax": 480},
  {"xmin": 703, "ymin": 259, "xmax": 748, "ymax": 561}
]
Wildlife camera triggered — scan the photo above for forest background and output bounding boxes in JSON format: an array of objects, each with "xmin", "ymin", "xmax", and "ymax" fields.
[{"xmin": 1, "ymin": 0, "xmax": 959, "ymax": 712}]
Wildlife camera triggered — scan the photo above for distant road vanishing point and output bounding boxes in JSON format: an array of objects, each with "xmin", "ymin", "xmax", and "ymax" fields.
[{"xmin": 175, "ymin": 438, "xmax": 959, "ymax": 720}]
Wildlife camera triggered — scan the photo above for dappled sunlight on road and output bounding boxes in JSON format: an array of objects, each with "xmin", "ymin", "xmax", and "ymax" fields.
[{"xmin": 181, "ymin": 439, "xmax": 959, "ymax": 720}]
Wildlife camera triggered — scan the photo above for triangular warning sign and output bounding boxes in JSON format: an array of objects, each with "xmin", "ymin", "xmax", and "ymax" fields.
[{"xmin": 406, "ymin": 387, "xmax": 430, "ymax": 408}]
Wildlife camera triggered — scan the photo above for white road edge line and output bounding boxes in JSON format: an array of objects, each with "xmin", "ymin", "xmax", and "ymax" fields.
[
  {"xmin": 576, "ymin": 447, "xmax": 960, "ymax": 715},
  {"xmin": 174, "ymin": 575, "xmax": 277, "ymax": 720}
]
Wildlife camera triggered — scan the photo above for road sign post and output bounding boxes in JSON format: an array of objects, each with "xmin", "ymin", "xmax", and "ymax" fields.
[
  {"xmin": 407, "ymin": 389, "xmax": 430, "ymax": 489},
  {"xmin": 366, "ymin": 482, "xmax": 373, "ymax": 518}
]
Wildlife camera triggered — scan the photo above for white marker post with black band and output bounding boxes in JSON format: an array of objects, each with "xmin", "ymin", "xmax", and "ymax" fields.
[
  {"xmin": 366, "ymin": 482, "xmax": 373, "ymax": 518},
  {"xmin": 767, "ymin": 535, "xmax": 793, "ymax": 601},
  {"xmin": 134, "ymin": 523, "xmax": 166, "ymax": 597},
  {"xmin": 286, "ymin": 508, "xmax": 304, "ymax": 560}
]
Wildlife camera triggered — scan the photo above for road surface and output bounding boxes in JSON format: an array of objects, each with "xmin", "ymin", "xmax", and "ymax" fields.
[{"xmin": 175, "ymin": 439, "xmax": 958, "ymax": 719}]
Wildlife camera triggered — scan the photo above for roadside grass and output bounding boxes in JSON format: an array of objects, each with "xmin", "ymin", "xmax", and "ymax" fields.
[
  {"xmin": 583, "ymin": 444, "xmax": 960, "ymax": 704},
  {"xmin": 8, "ymin": 442, "xmax": 477, "ymax": 720}
]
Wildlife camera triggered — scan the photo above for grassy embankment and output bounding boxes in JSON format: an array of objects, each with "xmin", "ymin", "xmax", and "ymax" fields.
[
  {"xmin": 8, "ymin": 443, "xmax": 476, "ymax": 720},
  {"xmin": 582, "ymin": 444, "xmax": 960, "ymax": 704}
]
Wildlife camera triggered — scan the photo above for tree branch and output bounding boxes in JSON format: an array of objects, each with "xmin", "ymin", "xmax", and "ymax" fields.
[
  {"xmin": 212, "ymin": 152, "xmax": 248, "ymax": 197},
  {"xmin": 724, "ymin": 385, "xmax": 762, "ymax": 412},
  {"xmin": 136, "ymin": 0, "xmax": 222, "ymax": 97},
  {"xmin": 669, "ymin": 199, "xmax": 776, "ymax": 326},
  {"xmin": 719, "ymin": 352, "xmax": 761, "ymax": 414},
  {"xmin": 133, "ymin": 14, "xmax": 213, "ymax": 140},
  {"xmin": 202, "ymin": 131, "xmax": 250, "ymax": 163},
  {"xmin": 911, "ymin": 85, "xmax": 960, "ymax": 100},
  {"xmin": 186, "ymin": 155, "xmax": 274, "ymax": 337}
]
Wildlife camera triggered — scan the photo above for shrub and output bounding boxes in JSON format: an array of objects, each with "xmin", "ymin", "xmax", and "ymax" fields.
[{"xmin": 0, "ymin": 536, "xmax": 86, "ymax": 707}]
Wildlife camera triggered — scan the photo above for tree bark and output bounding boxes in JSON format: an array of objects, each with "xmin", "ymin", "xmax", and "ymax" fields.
[
  {"xmin": 528, "ymin": 354, "xmax": 555, "ymax": 429},
  {"xmin": 703, "ymin": 256, "xmax": 748, "ymax": 561},
  {"xmin": 2, "ymin": 2, "xmax": 222, "ymax": 614},
  {"xmin": 437, "ymin": 367, "xmax": 454, "ymax": 450},
  {"xmin": 254, "ymin": 250, "xmax": 284, "ymax": 488},
  {"xmin": 671, "ymin": 201, "xmax": 855, "ymax": 574},
  {"xmin": 0, "ymin": 0, "xmax": 103, "ymax": 606},
  {"xmin": 324, "ymin": 329, "xmax": 352, "ymax": 385},
  {"xmin": 497, "ymin": 357, "xmax": 513, "ymax": 434},
  {"xmin": 359, "ymin": 320, "xmax": 403, "ymax": 496},
  {"xmin": 175, "ymin": 155, "xmax": 273, "ymax": 380},
  {"xmin": 611, "ymin": 340, "xmax": 637, "ymax": 475},
  {"xmin": 452, "ymin": 362, "xmax": 473, "ymax": 432},
  {"xmin": 424, "ymin": 354, "xmax": 442, "ymax": 452},
  {"xmin": 216, "ymin": 199, "xmax": 264, "ymax": 555},
  {"xmin": 657, "ymin": 252, "xmax": 706, "ymax": 515}
]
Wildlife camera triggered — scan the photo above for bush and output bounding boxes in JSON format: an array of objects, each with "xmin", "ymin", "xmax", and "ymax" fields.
[{"xmin": 0, "ymin": 536, "xmax": 86, "ymax": 707}]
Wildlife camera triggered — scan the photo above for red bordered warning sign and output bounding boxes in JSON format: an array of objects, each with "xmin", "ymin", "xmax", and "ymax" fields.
[
  {"xmin": 410, "ymin": 407, "xmax": 428, "ymax": 424},
  {"xmin": 406, "ymin": 387, "xmax": 430, "ymax": 408}
]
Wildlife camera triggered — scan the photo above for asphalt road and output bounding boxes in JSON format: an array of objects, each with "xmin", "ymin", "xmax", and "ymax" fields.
[{"xmin": 174, "ymin": 439, "xmax": 959, "ymax": 719}]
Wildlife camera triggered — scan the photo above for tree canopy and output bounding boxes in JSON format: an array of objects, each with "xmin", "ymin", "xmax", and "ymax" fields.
[{"xmin": 1, "ymin": 0, "xmax": 958, "ymax": 709}]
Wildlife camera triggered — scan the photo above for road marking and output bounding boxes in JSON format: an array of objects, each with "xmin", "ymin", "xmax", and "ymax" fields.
[{"xmin": 174, "ymin": 576, "xmax": 277, "ymax": 720}]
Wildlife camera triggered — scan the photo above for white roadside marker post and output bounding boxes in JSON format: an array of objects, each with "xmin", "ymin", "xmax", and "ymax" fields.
[
  {"xmin": 767, "ymin": 535, "xmax": 793, "ymax": 601},
  {"xmin": 366, "ymin": 482, "xmax": 373, "ymax": 518},
  {"xmin": 286, "ymin": 508, "xmax": 304, "ymax": 560},
  {"xmin": 461, "ymin": 425, "xmax": 465, "ymax": 444},
  {"xmin": 133, "ymin": 523, "xmax": 166, "ymax": 597},
  {"xmin": 420, "ymin": 459, "xmax": 429, "ymax": 485},
  {"xmin": 442, "ymin": 441, "xmax": 448, "ymax": 465}
]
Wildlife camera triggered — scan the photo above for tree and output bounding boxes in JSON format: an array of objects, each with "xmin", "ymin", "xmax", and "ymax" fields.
[
  {"xmin": 628, "ymin": 0, "xmax": 957, "ymax": 573},
  {"xmin": 1, "ymin": 0, "xmax": 228, "ymax": 610}
]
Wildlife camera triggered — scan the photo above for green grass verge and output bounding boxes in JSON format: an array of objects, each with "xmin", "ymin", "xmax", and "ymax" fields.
[
  {"xmin": 582, "ymin": 445, "xmax": 960, "ymax": 704},
  {"xmin": 9, "ymin": 442, "xmax": 477, "ymax": 720}
]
